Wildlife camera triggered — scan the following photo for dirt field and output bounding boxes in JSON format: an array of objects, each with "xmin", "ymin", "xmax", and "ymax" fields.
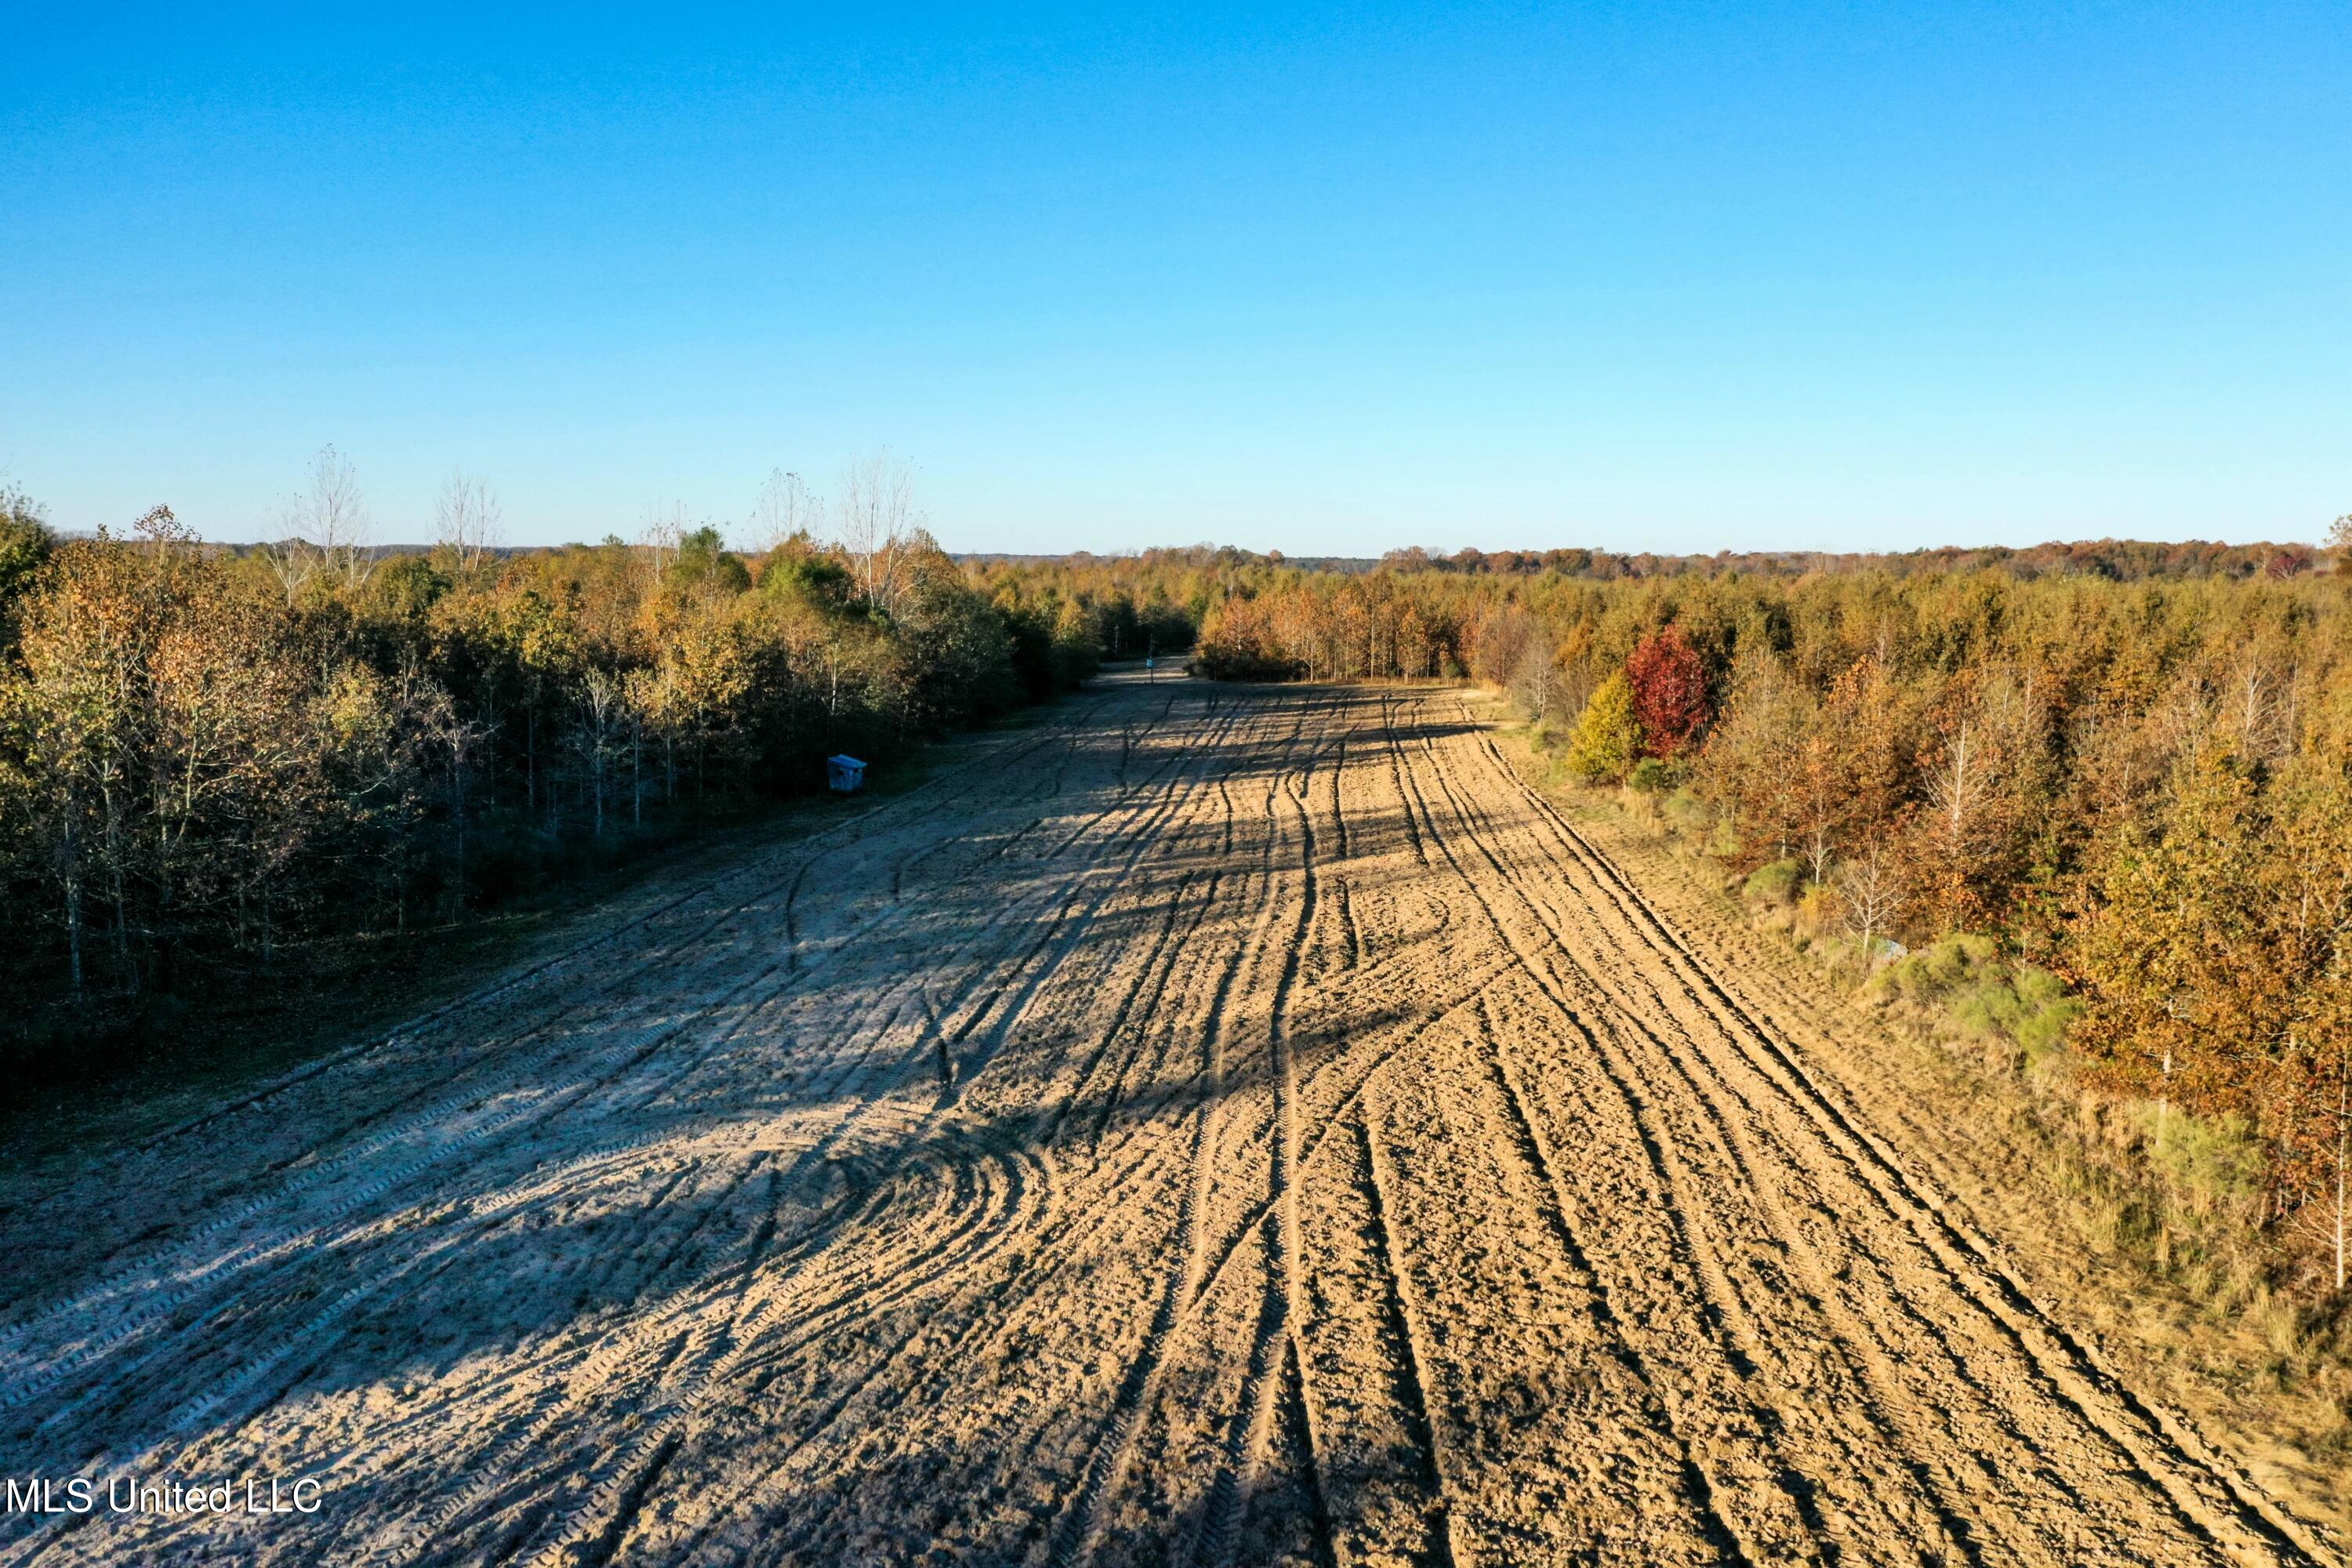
[{"xmin": 0, "ymin": 677, "xmax": 2331, "ymax": 1566}]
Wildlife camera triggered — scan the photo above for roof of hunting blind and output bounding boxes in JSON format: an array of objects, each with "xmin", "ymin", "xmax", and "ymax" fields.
[{"xmin": 827, "ymin": 755, "xmax": 865, "ymax": 768}]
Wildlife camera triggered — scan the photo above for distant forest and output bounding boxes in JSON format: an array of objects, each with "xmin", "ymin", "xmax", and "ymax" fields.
[{"xmin": 974, "ymin": 535, "xmax": 2324, "ymax": 582}]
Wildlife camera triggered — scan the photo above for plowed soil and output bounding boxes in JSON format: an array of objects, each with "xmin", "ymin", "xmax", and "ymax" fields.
[{"xmin": 0, "ymin": 677, "xmax": 2329, "ymax": 1566}]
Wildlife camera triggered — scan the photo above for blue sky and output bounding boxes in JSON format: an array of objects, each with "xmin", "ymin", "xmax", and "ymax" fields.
[{"xmin": 3, "ymin": 3, "xmax": 2346, "ymax": 554}]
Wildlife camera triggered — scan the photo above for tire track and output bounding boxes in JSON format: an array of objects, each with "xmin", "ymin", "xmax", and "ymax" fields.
[
  {"xmin": 4, "ymin": 680, "xmax": 2319, "ymax": 1568},
  {"xmin": 1438, "ymin": 710, "xmax": 2325, "ymax": 1566}
]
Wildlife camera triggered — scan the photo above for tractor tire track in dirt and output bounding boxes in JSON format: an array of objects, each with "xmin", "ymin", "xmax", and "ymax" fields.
[{"xmin": 0, "ymin": 678, "xmax": 2327, "ymax": 1567}]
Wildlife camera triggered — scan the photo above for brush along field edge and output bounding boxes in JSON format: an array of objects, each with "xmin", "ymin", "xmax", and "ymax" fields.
[{"xmin": 0, "ymin": 677, "xmax": 2331, "ymax": 1567}]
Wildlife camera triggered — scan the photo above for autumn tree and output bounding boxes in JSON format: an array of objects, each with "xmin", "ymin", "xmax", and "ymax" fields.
[
  {"xmin": 1626, "ymin": 624, "xmax": 1709, "ymax": 756},
  {"xmin": 1565, "ymin": 672, "xmax": 1641, "ymax": 783},
  {"xmin": 2071, "ymin": 746, "xmax": 2274, "ymax": 1145},
  {"xmin": 1697, "ymin": 648, "xmax": 1809, "ymax": 864},
  {"xmin": 2, "ymin": 540, "xmax": 152, "ymax": 994}
]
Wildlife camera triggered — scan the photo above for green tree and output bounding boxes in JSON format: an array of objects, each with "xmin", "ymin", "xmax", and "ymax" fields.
[
  {"xmin": 0, "ymin": 487, "xmax": 56, "ymax": 646},
  {"xmin": 670, "ymin": 525, "xmax": 751, "ymax": 598}
]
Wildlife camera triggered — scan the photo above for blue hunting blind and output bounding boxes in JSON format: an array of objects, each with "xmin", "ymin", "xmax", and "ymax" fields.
[{"xmin": 826, "ymin": 754, "xmax": 867, "ymax": 793}]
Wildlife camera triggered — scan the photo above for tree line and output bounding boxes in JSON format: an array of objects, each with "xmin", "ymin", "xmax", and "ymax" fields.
[
  {"xmin": 10, "ymin": 466, "xmax": 2349, "ymax": 1294},
  {"xmin": 1071, "ymin": 535, "xmax": 2325, "ymax": 585},
  {"xmin": 1376, "ymin": 536, "xmax": 2325, "ymax": 582},
  {"xmin": 0, "ymin": 463, "xmax": 1194, "ymax": 1064}
]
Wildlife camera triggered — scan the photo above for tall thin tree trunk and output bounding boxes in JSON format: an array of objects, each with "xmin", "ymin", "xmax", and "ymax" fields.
[
  {"xmin": 2158, "ymin": 1047, "xmax": 2173, "ymax": 1149},
  {"xmin": 452, "ymin": 750, "xmax": 467, "ymax": 909},
  {"xmin": 100, "ymin": 779, "xmax": 133, "ymax": 993},
  {"xmin": 111, "ymin": 884, "xmax": 132, "ymax": 990},
  {"xmin": 62, "ymin": 826, "xmax": 85, "ymax": 1002},
  {"xmin": 2336, "ymin": 1069, "xmax": 2347, "ymax": 1294}
]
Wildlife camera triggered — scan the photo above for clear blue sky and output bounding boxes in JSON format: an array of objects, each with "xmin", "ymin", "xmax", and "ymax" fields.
[{"xmin": 4, "ymin": 3, "xmax": 2347, "ymax": 554}]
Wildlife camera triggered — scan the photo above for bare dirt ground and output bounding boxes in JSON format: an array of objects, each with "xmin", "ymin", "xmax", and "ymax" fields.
[
  {"xmin": 0, "ymin": 677, "xmax": 2334, "ymax": 1566},
  {"xmin": 1512, "ymin": 737, "xmax": 2352, "ymax": 1548}
]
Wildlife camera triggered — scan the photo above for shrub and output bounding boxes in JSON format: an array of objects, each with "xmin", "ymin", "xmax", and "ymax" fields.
[
  {"xmin": 1882, "ymin": 933, "xmax": 2000, "ymax": 1004},
  {"xmin": 1795, "ymin": 883, "xmax": 1838, "ymax": 941},
  {"xmin": 1742, "ymin": 858, "xmax": 1802, "ymax": 906},
  {"xmin": 2142, "ymin": 1109, "xmax": 2265, "ymax": 1221},
  {"xmin": 1664, "ymin": 785, "xmax": 1713, "ymax": 835},
  {"xmin": 1627, "ymin": 757, "xmax": 1672, "ymax": 793},
  {"xmin": 2009, "ymin": 968, "xmax": 2082, "ymax": 1062},
  {"xmin": 1877, "ymin": 934, "xmax": 2083, "ymax": 1071}
]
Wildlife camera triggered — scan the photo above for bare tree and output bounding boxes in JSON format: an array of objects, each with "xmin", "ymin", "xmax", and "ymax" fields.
[
  {"xmin": 1922, "ymin": 718, "xmax": 1982, "ymax": 846},
  {"xmin": 277, "ymin": 445, "xmax": 372, "ymax": 595},
  {"xmin": 574, "ymin": 670, "xmax": 626, "ymax": 840},
  {"xmin": 2150, "ymin": 671, "xmax": 2216, "ymax": 760},
  {"xmin": 130, "ymin": 503, "xmax": 196, "ymax": 560},
  {"xmin": 1835, "ymin": 840, "xmax": 1905, "ymax": 976},
  {"xmin": 437, "ymin": 470, "xmax": 505, "ymax": 573},
  {"xmin": 641, "ymin": 502, "xmax": 686, "ymax": 579},
  {"xmin": 750, "ymin": 468, "xmax": 823, "ymax": 554},
  {"xmin": 1512, "ymin": 634, "xmax": 1558, "ymax": 723},
  {"xmin": 1476, "ymin": 608, "xmax": 1534, "ymax": 690},
  {"xmin": 263, "ymin": 542, "xmax": 318, "ymax": 603},
  {"xmin": 837, "ymin": 451, "xmax": 919, "ymax": 614}
]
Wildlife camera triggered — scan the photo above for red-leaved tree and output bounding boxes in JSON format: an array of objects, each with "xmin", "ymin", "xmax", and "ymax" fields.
[{"xmin": 1626, "ymin": 625, "xmax": 1710, "ymax": 757}]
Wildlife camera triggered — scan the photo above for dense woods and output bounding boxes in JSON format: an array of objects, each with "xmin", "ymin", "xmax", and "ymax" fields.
[
  {"xmin": 0, "ymin": 477, "xmax": 1194, "ymax": 1065},
  {"xmin": 1187, "ymin": 541, "xmax": 2352, "ymax": 1299}
]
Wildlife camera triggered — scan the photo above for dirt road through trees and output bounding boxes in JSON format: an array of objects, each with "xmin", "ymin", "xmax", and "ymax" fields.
[{"xmin": 0, "ymin": 677, "xmax": 2327, "ymax": 1566}]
